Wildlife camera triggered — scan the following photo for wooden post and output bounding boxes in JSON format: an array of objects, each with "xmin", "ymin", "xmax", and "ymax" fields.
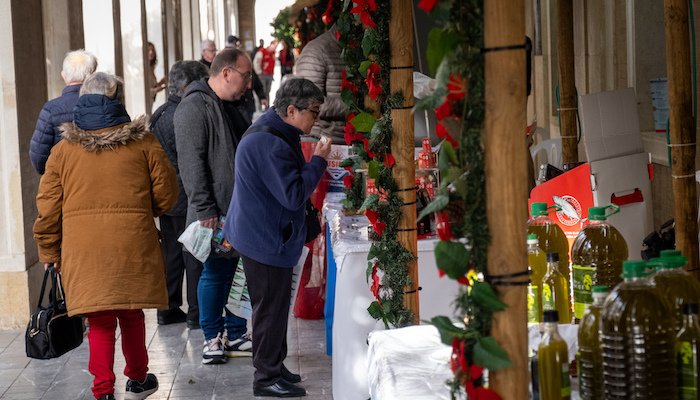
[
  {"xmin": 389, "ymin": 0, "xmax": 419, "ymax": 321},
  {"xmin": 664, "ymin": 0, "xmax": 700, "ymax": 277},
  {"xmin": 557, "ymin": 0, "xmax": 578, "ymax": 164},
  {"xmin": 484, "ymin": 1, "xmax": 529, "ymax": 399}
]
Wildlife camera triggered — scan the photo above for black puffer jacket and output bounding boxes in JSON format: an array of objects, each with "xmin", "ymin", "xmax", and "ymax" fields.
[
  {"xmin": 295, "ymin": 25, "xmax": 346, "ymax": 143},
  {"xmin": 150, "ymin": 95, "xmax": 186, "ymax": 216}
]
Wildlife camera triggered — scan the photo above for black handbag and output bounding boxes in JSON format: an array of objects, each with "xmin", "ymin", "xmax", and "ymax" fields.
[
  {"xmin": 305, "ymin": 200, "xmax": 322, "ymax": 244},
  {"xmin": 25, "ymin": 266, "xmax": 85, "ymax": 359}
]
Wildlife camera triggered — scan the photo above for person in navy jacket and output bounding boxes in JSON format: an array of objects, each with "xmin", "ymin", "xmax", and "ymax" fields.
[
  {"xmin": 225, "ymin": 78, "xmax": 331, "ymax": 398},
  {"xmin": 29, "ymin": 49, "xmax": 97, "ymax": 174}
]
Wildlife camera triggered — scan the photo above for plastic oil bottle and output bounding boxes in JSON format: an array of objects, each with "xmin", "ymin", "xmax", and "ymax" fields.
[
  {"xmin": 537, "ymin": 310, "xmax": 571, "ymax": 400},
  {"xmin": 676, "ymin": 303, "xmax": 700, "ymax": 400},
  {"xmin": 651, "ymin": 253, "xmax": 700, "ymax": 331},
  {"xmin": 528, "ymin": 202, "xmax": 570, "ymax": 277},
  {"xmin": 577, "ymin": 285, "xmax": 609, "ymax": 400},
  {"xmin": 528, "ymin": 234, "xmax": 547, "ymax": 323},
  {"xmin": 570, "ymin": 205, "xmax": 628, "ymax": 321},
  {"xmin": 540, "ymin": 252, "xmax": 572, "ymax": 324},
  {"xmin": 600, "ymin": 260, "xmax": 676, "ymax": 399}
]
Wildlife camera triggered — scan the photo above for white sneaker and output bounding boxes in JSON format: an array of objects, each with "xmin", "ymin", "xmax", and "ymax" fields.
[
  {"xmin": 224, "ymin": 333, "xmax": 253, "ymax": 357},
  {"xmin": 202, "ymin": 333, "xmax": 226, "ymax": 364}
]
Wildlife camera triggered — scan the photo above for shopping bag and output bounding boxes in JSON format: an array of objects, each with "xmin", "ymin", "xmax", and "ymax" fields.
[{"xmin": 25, "ymin": 266, "xmax": 84, "ymax": 359}]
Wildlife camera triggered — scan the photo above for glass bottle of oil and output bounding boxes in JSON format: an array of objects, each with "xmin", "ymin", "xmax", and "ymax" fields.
[
  {"xmin": 528, "ymin": 234, "xmax": 547, "ymax": 323},
  {"xmin": 538, "ymin": 310, "xmax": 571, "ymax": 400},
  {"xmin": 676, "ymin": 303, "xmax": 700, "ymax": 400},
  {"xmin": 651, "ymin": 255, "xmax": 700, "ymax": 331},
  {"xmin": 528, "ymin": 202, "xmax": 570, "ymax": 277},
  {"xmin": 570, "ymin": 205, "xmax": 628, "ymax": 320},
  {"xmin": 541, "ymin": 252, "xmax": 572, "ymax": 324},
  {"xmin": 577, "ymin": 285, "xmax": 609, "ymax": 400},
  {"xmin": 601, "ymin": 260, "xmax": 676, "ymax": 399}
]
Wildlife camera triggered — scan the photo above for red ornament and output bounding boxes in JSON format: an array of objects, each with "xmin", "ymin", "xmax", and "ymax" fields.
[
  {"xmin": 334, "ymin": 30, "xmax": 341, "ymax": 41},
  {"xmin": 417, "ymin": 0, "xmax": 439, "ymax": 12},
  {"xmin": 447, "ymin": 73, "xmax": 468, "ymax": 102},
  {"xmin": 434, "ymin": 99, "xmax": 453, "ymax": 121},
  {"xmin": 343, "ymin": 175, "xmax": 353, "ymax": 188},
  {"xmin": 344, "ymin": 121, "xmax": 362, "ymax": 145},
  {"xmin": 435, "ymin": 211, "xmax": 452, "ymax": 241},
  {"xmin": 350, "ymin": 0, "xmax": 378, "ymax": 29},
  {"xmin": 438, "ymin": 268, "xmax": 446, "ymax": 278},
  {"xmin": 365, "ymin": 208, "xmax": 386, "ymax": 236},
  {"xmin": 342, "ymin": 69, "xmax": 359, "ymax": 93},
  {"xmin": 370, "ymin": 263, "xmax": 382, "ymax": 305},
  {"xmin": 322, "ymin": 0, "xmax": 335, "ymax": 24},
  {"xmin": 456, "ymin": 276, "xmax": 470, "ymax": 285},
  {"xmin": 384, "ymin": 153, "xmax": 395, "ymax": 168}
]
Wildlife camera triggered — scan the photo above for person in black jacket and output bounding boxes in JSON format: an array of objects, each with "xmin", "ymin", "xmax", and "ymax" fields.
[
  {"xmin": 150, "ymin": 61, "xmax": 209, "ymax": 329},
  {"xmin": 29, "ymin": 49, "xmax": 97, "ymax": 174}
]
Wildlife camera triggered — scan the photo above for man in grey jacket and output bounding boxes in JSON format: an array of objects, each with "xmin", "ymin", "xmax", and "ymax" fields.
[
  {"xmin": 174, "ymin": 48, "xmax": 253, "ymax": 365},
  {"xmin": 295, "ymin": 24, "xmax": 347, "ymax": 143}
]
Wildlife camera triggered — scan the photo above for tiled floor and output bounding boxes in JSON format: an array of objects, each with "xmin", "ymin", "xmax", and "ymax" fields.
[{"xmin": 0, "ymin": 311, "xmax": 331, "ymax": 400}]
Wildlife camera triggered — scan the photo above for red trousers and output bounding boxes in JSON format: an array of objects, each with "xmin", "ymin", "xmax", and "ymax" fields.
[{"xmin": 86, "ymin": 309, "xmax": 149, "ymax": 399}]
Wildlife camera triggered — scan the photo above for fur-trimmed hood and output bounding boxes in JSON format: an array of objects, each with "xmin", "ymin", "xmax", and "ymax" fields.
[{"xmin": 60, "ymin": 115, "xmax": 150, "ymax": 152}]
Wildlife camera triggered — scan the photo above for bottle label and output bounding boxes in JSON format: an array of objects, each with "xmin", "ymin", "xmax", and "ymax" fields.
[
  {"xmin": 527, "ymin": 285, "xmax": 539, "ymax": 323},
  {"xmin": 542, "ymin": 283, "xmax": 555, "ymax": 311},
  {"xmin": 677, "ymin": 341, "xmax": 698, "ymax": 399},
  {"xmin": 561, "ymin": 361, "xmax": 571, "ymax": 397},
  {"xmin": 572, "ymin": 264, "xmax": 595, "ymax": 319}
]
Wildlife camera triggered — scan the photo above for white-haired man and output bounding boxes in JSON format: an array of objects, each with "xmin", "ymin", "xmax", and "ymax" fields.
[
  {"xmin": 199, "ymin": 40, "xmax": 217, "ymax": 69},
  {"xmin": 29, "ymin": 49, "xmax": 97, "ymax": 174}
]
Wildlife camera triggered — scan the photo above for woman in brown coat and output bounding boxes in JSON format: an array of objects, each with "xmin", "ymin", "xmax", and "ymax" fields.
[{"xmin": 33, "ymin": 72, "xmax": 178, "ymax": 400}]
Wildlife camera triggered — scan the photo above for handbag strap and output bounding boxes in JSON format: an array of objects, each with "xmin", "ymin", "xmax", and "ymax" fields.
[{"xmin": 35, "ymin": 266, "xmax": 52, "ymax": 309}]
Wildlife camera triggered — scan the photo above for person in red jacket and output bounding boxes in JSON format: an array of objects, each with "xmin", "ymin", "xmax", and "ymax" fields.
[{"xmin": 253, "ymin": 40, "xmax": 278, "ymax": 101}]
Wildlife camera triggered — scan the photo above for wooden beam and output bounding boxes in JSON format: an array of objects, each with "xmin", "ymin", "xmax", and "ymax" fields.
[
  {"xmin": 389, "ymin": 0, "xmax": 419, "ymax": 321},
  {"xmin": 484, "ymin": 0, "xmax": 529, "ymax": 399},
  {"xmin": 557, "ymin": 0, "xmax": 578, "ymax": 164},
  {"xmin": 663, "ymin": 0, "xmax": 700, "ymax": 278}
]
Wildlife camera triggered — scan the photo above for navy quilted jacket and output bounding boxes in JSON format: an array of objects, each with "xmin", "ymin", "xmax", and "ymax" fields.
[{"xmin": 29, "ymin": 84, "xmax": 81, "ymax": 174}]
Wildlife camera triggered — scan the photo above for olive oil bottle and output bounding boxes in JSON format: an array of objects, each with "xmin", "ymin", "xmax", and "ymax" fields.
[
  {"xmin": 577, "ymin": 285, "xmax": 609, "ymax": 400},
  {"xmin": 601, "ymin": 260, "xmax": 676, "ymax": 399},
  {"xmin": 538, "ymin": 310, "xmax": 571, "ymax": 400},
  {"xmin": 571, "ymin": 205, "xmax": 628, "ymax": 320},
  {"xmin": 651, "ymin": 254, "xmax": 700, "ymax": 331},
  {"xmin": 676, "ymin": 303, "xmax": 700, "ymax": 400},
  {"xmin": 541, "ymin": 252, "xmax": 572, "ymax": 324},
  {"xmin": 528, "ymin": 234, "xmax": 547, "ymax": 323},
  {"xmin": 528, "ymin": 202, "xmax": 570, "ymax": 277}
]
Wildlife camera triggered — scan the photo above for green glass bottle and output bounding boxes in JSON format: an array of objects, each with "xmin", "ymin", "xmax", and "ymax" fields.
[
  {"xmin": 651, "ymin": 255, "xmax": 700, "ymax": 332},
  {"xmin": 528, "ymin": 234, "xmax": 547, "ymax": 323},
  {"xmin": 541, "ymin": 252, "xmax": 572, "ymax": 324},
  {"xmin": 538, "ymin": 310, "xmax": 571, "ymax": 400},
  {"xmin": 527, "ymin": 202, "xmax": 570, "ymax": 277},
  {"xmin": 676, "ymin": 303, "xmax": 700, "ymax": 400},
  {"xmin": 601, "ymin": 260, "xmax": 676, "ymax": 399},
  {"xmin": 577, "ymin": 285, "xmax": 609, "ymax": 400},
  {"xmin": 571, "ymin": 205, "xmax": 628, "ymax": 320}
]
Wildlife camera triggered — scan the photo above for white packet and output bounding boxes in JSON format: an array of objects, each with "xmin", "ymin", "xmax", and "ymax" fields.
[{"xmin": 177, "ymin": 221, "xmax": 214, "ymax": 263}]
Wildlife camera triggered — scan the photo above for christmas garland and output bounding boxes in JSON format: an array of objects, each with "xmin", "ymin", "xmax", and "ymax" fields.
[
  {"xmin": 416, "ymin": 0, "xmax": 510, "ymax": 398},
  {"xmin": 338, "ymin": 0, "xmax": 416, "ymax": 328}
]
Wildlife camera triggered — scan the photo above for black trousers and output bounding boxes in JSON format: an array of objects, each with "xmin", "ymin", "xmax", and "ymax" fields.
[
  {"xmin": 159, "ymin": 215, "xmax": 203, "ymax": 321},
  {"xmin": 242, "ymin": 255, "xmax": 293, "ymax": 387}
]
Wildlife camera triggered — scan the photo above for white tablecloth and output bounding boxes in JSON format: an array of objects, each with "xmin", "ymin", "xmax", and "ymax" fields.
[{"xmin": 330, "ymin": 214, "xmax": 460, "ymax": 400}]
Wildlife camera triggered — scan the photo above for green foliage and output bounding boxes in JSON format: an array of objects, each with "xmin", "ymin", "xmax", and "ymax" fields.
[
  {"xmin": 434, "ymin": 240, "xmax": 470, "ymax": 279},
  {"xmin": 473, "ymin": 336, "xmax": 512, "ymax": 370},
  {"xmin": 270, "ymin": 8, "xmax": 299, "ymax": 48},
  {"xmin": 417, "ymin": 194, "xmax": 449, "ymax": 220},
  {"xmin": 427, "ymin": 28, "xmax": 459, "ymax": 75}
]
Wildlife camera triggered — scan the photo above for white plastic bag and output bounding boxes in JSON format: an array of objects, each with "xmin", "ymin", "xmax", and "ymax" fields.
[{"xmin": 177, "ymin": 221, "xmax": 213, "ymax": 263}]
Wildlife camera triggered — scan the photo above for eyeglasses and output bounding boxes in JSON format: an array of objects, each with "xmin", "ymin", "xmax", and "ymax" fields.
[
  {"xmin": 304, "ymin": 108, "xmax": 320, "ymax": 119},
  {"xmin": 230, "ymin": 67, "xmax": 253, "ymax": 82}
]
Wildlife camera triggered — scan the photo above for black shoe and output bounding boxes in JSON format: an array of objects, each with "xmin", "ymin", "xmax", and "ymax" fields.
[
  {"xmin": 125, "ymin": 373, "xmax": 159, "ymax": 399},
  {"xmin": 157, "ymin": 308, "xmax": 187, "ymax": 325},
  {"xmin": 281, "ymin": 364, "xmax": 301, "ymax": 383},
  {"xmin": 97, "ymin": 395, "xmax": 115, "ymax": 400},
  {"xmin": 186, "ymin": 319, "xmax": 200, "ymax": 330},
  {"xmin": 253, "ymin": 380, "xmax": 306, "ymax": 397}
]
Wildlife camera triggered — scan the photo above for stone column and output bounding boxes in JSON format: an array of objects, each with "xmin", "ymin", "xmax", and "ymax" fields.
[
  {"xmin": 119, "ymin": 0, "xmax": 148, "ymax": 117},
  {"xmin": 0, "ymin": 0, "xmax": 51, "ymax": 328},
  {"xmin": 237, "ymin": 0, "xmax": 255, "ymax": 52},
  {"xmin": 42, "ymin": 0, "xmax": 85, "ymax": 98}
]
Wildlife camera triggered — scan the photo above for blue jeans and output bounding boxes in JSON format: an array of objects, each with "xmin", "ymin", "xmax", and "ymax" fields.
[{"xmin": 198, "ymin": 256, "xmax": 247, "ymax": 341}]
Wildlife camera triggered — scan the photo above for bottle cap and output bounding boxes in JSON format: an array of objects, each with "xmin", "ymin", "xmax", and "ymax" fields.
[
  {"xmin": 527, "ymin": 233, "xmax": 538, "ymax": 244},
  {"xmin": 646, "ymin": 259, "xmax": 666, "ymax": 271},
  {"xmin": 543, "ymin": 310, "xmax": 559, "ymax": 323},
  {"xmin": 622, "ymin": 260, "xmax": 647, "ymax": 279},
  {"xmin": 546, "ymin": 252, "xmax": 559, "ymax": 263},
  {"xmin": 660, "ymin": 249, "xmax": 682, "ymax": 258},
  {"xmin": 682, "ymin": 303, "xmax": 699, "ymax": 315},
  {"xmin": 592, "ymin": 285, "xmax": 609, "ymax": 293},
  {"xmin": 531, "ymin": 203, "xmax": 548, "ymax": 217}
]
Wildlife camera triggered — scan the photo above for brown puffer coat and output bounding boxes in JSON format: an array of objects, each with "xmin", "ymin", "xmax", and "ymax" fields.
[
  {"xmin": 33, "ymin": 116, "xmax": 178, "ymax": 316},
  {"xmin": 295, "ymin": 25, "xmax": 347, "ymax": 143}
]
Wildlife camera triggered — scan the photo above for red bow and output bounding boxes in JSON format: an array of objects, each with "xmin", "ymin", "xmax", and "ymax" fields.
[
  {"xmin": 365, "ymin": 63, "xmax": 383, "ymax": 100},
  {"xmin": 365, "ymin": 209, "xmax": 386, "ymax": 236},
  {"xmin": 350, "ymin": 0, "xmax": 378, "ymax": 29},
  {"xmin": 342, "ymin": 69, "xmax": 359, "ymax": 93},
  {"xmin": 417, "ymin": 0, "xmax": 439, "ymax": 12},
  {"xmin": 436, "ymin": 123, "xmax": 458, "ymax": 148},
  {"xmin": 370, "ymin": 262, "xmax": 382, "ymax": 305}
]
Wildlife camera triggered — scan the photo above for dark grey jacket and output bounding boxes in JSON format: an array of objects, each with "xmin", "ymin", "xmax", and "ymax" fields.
[
  {"xmin": 295, "ymin": 25, "xmax": 346, "ymax": 142},
  {"xmin": 151, "ymin": 94, "xmax": 186, "ymax": 216},
  {"xmin": 174, "ymin": 79, "xmax": 245, "ymax": 226}
]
